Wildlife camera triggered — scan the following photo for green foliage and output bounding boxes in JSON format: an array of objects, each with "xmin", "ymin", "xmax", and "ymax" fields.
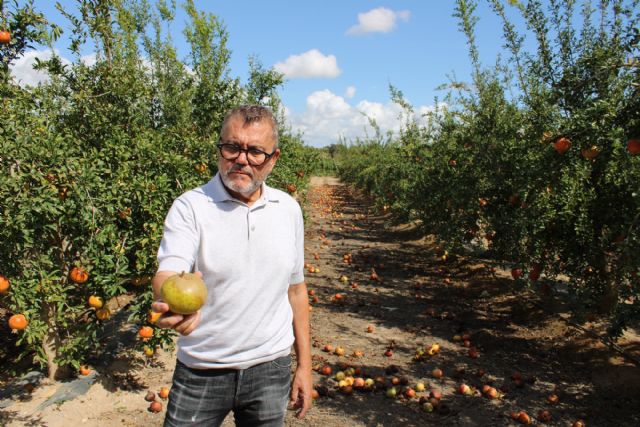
[
  {"xmin": 0, "ymin": 0, "xmax": 317, "ymax": 378},
  {"xmin": 336, "ymin": 0, "xmax": 640, "ymax": 338}
]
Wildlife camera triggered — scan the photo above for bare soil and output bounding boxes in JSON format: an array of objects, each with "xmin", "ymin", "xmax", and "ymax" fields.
[{"xmin": 1, "ymin": 177, "xmax": 639, "ymax": 426}]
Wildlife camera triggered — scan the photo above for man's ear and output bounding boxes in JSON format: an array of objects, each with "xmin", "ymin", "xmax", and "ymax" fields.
[{"xmin": 271, "ymin": 148, "xmax": 281, "ymax": 164}]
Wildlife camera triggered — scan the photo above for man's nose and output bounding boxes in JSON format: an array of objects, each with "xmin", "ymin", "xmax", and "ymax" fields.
[{"xmin": 235, "ymin": 150, "xmax": 250, "ymax": 165}]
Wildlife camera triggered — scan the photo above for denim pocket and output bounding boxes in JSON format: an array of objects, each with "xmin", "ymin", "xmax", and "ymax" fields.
[{"xmin": 270, "ymin": 354, "xmax": 292, "ymax": 369}]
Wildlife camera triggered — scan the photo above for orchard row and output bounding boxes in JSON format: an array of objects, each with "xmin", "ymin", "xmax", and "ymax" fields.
[{"xmin": 334, "ymin": 0, "xmax": 640, "ymax": 337}]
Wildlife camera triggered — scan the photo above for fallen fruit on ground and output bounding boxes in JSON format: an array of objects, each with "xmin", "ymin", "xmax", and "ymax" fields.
[
  {"xmin": 353, "ymin": 377, "xmax": 365, "ymax": 389},
  {"xmin": 458, "ymin": 383, "xmax": 472, "ymax": 395},
  {"xmin": 149, "ymin": 401, "xmax": 162, "ymax": 413},
  {"xmin": 422, "ymin": 402, "xmax": 434, "ymax": 412},
  {"xmin": 161, "ymin": 272, "xmax": 207, "ymax": 315},
  {"xmin": 320, "ymin": 365, "xmax": 332, "ymax": 375},
  {"xmin": 79, "ymin": 365, "xmax": 91, "ymax": 376},
  {"xmin": 145, "ymin": 391, "xmax": 156, "ymax": 402},
  {"xmin": 538, "ymin": 410, "xmax": 552, "ymax": 422},
  {"xmin": 158, "ymin": 387, "xmax": 170, "ymax": 399},
  {"xmin": 516, "ymin": 411, "xmax": 531, "ymax": 424}
]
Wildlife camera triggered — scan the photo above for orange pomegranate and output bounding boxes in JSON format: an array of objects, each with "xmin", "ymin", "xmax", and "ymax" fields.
[
  {"xmin": 96, "ymin": 307, "xmax": 111, "ymax": 321},
  {"xmin": 553, "ymin": 137, "xmax": 572, "ymax": 154},
  {"xmin": 194, "ymin": 162, "xmax": 207, "ymax": 174},
  {"xmin": 0, "ymin": 30, "xmax": 10, "ymax": 44},
  {"xmin": 158, "ymin": 386, "xmax": 170, "ymax": 399},
  {"xmin": 581, "ymin": 145, "xmax": 600, "ymax": 159},
  {"xmin": 9, "ymin": 314, "xmax": 28, "ymax": 331},
  {"xmin": 143, "ymin": 346, "xmax": 155, "ymax": 357},
  {"xmin": 147, "ymin": 310, "xmax": 162, "ymax": 324},
  {"xmin": 88, "ymin": 295, "xmax": 103, "ymax": 309},
  {"xmin": 139, "ymin": 326, "xmax": 154, "ymax": 339},
  {"xmin": 70, "ymin": 267, "xmax": 89, "ymax": 284},
  {"xmin": 0, "ymin": 275, "xmax": 9, "ymax": 294},
  {"xmin": 628, "ymin": 139, "xmax": 640, "ymax": 155},
  {"xmin": 528, "ymin": 264, "xmax": 542, "ymax": 281}
]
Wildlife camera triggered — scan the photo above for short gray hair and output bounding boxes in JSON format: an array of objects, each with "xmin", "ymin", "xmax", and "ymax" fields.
[{"xmin": 220, "ymin": 105, "xmax": 279, "ymax": 148}]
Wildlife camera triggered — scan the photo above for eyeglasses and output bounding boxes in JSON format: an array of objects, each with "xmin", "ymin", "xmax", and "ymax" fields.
[{"xmin": 216, "ymin": 143, "xmax": 277, "ymax": 166}]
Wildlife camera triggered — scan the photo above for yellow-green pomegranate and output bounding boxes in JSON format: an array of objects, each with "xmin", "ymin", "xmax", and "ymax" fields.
[{"xmin": 161, "ymin": 272, "xmax": 207, "ymax": 314}]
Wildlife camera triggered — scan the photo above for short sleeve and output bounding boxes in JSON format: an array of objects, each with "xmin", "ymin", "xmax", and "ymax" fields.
[
  {"xmin": 289, "ymin": 203, "xmax": 305, "ymax": 285},
  {"xmin": 157, "ymin": 197, "xmax": 198, "ymax": 273}
]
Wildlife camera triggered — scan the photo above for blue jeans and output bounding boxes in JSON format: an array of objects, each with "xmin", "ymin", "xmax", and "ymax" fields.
[{"xmin": 163, "ymin": 355, "xmax": 292, "ymax": 427}]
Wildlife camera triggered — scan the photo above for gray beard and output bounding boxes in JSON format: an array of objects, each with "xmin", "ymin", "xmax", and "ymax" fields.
[{"xmin": 220, "ymin": 171, "xmax": 263, "ymax": 195}]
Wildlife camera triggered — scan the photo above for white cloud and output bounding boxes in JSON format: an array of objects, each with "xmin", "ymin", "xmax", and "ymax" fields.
[
  {"xmin": 10, "ymin": 49, "xmax": 71, "ymax": 87},
  {"xmin": 347, "ymin": 8, "xmax": 411, "ymax": 35},
  {"xmin": 10, "ymin": 50, "xmax": 101, "ymax": 87},
  {"xmin": 345, "ymin": 86, "xmax": 356, "ymax": 99},
  {"xmin": 80, "ymin": 53, "xmax": 97, "ymax": 67},
  {"xmin": 273, "ymin": 49, "xmax": 341, "ymax": 79},
  {"xmin": 285, "ymin": 89, "xmax": 435, "ymax": 147}
]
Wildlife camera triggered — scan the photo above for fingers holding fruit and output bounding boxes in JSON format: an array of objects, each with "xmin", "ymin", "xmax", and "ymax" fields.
[
  {"xmin": 173, "ymin": 311, "xmax": 201, "ymax": 336},
  {"xmin": 153, "ymin": 305, "xmax": 200, "ymax": 334}
]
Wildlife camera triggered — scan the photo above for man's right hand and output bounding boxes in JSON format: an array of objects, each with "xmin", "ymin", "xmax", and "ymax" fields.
[{"xmin": 151, "ymin": 300, "xmax": 201, "ymax": 335}]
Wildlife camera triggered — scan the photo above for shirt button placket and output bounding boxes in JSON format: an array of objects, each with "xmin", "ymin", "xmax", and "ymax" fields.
[{"xmin": 247, "ymin": 209, "xmax": 251, "ymax": 240}]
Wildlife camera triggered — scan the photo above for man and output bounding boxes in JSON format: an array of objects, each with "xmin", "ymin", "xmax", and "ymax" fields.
[{"xmin": 151, "ymin": 105, "xmax": 312, "ymax": 426}]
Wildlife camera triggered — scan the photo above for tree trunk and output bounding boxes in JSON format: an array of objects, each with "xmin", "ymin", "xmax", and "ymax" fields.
[
  {"xmin": 42, "ymin": 302, "xmax": 64, "ymax": 380},
  {"xmin": 597, "ymin": 250, "xmax": 618, "ymax": 314}
]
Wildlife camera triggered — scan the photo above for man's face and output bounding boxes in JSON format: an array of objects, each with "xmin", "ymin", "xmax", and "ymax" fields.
[{"xmin": 218, "ymin": 115, "xmax": 280, "ymax": 198}]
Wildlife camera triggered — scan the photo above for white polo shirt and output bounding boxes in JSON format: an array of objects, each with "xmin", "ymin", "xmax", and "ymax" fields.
[{"xmin": 157, "ymin": 172, "xmax": 305, "ymax": 369}]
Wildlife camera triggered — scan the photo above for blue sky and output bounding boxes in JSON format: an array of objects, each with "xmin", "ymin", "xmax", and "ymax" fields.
[{"xmin": 12, "ymin": 1, "xmax": 529, "ymax": 147}]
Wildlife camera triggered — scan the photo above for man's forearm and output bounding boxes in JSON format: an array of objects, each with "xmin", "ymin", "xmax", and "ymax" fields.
[{"xmin": 289, "ymin": 283, "xmax": 311, "ymax": 369}]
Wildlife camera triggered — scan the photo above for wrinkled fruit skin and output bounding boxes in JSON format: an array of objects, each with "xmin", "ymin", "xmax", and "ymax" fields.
[{"xmin": 161, "ymin": 272, "xmax": 207, "ymax": 315}]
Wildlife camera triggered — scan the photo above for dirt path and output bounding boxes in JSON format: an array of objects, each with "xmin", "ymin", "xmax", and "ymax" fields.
[{"xmin": 1, "ymin": 177, "xmax": 639, "ymax": 426}]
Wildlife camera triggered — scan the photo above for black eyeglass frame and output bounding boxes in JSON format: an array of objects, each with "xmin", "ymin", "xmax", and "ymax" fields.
[{"xmin": 216, "ymin": 142, "xmax": 278, "ymax": 166}]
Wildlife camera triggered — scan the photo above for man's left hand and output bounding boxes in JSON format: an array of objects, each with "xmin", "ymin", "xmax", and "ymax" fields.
[{"xmin": 289, "ymin": 365, "xmax": 313, "ymax": 419}]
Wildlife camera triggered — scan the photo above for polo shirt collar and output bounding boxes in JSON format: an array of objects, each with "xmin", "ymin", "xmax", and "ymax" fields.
[{"xmin": 205, "ymin": 172, "xmax": 280, "ymax": 206}]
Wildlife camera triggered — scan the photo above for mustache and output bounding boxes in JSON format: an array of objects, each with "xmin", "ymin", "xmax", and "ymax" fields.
[{"xmin": 227, "ymin": 165, "xmax": 253, "ymax": 177}]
